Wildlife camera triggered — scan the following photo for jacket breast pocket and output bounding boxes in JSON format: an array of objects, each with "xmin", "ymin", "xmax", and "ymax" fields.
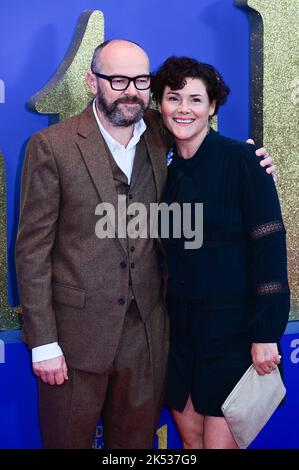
[{"xmin": 52, "ymin": 282, "xmax": 86, "ymax": 309}]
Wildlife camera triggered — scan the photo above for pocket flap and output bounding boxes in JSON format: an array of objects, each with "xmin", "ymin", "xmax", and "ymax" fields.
[{"xmin": 52, "ymin": 282, "xmax": 86, "ymax": 309}]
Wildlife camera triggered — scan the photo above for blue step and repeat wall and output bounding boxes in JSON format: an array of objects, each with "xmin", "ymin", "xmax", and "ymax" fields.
[
  {"xmin": 0, "ymin": 0, "xmax": 298, "ymax": 449},
  {"xmin": 1, "ymin": 326, "xmax": 299, "ymax": 449}
]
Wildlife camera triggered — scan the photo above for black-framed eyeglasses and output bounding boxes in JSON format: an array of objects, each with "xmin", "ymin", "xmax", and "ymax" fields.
[{"xmin": 92, "ymin": 72, "xmax": 151, "ymax": 91}]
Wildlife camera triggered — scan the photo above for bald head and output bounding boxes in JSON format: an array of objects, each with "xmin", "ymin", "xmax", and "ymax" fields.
[
  {"xmin": 87, "ymin": 39, "xmax": 151, "ymax": 129},
  {"xmin": 91, "ymin": 39, "xmax": 150, "ymax": 76}
]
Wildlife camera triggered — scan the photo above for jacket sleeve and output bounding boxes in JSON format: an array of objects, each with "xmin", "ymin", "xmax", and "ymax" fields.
[
  {"xmin": 15, "ymin": 131, "xmax": 60, "ymax": 348},
  {"xmin": 239, "ymin": 144, "xmax": 290, "ymax": 342}
]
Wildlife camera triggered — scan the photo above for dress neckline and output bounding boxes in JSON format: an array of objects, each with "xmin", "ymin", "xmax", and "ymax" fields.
[{"xmin": 171, "ymin": 128, "xmax": 218, "ymax": 173}]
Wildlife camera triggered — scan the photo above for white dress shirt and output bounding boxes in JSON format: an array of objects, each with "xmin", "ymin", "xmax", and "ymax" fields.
[
  {"xmin": 32, "ymin": 100, "xmax": 146, "ymax": 363},
  {"xmin": 92, "ymin": 99, "xmax": 146, "ymax": 183}
]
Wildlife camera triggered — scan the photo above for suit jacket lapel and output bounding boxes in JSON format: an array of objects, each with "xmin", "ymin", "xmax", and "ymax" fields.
[
  {"xmin": 142, "ymin": 111, "xmax": 170, "ymax": 262},
  {"xmin": 143, "ymin": 114, "xmax": 168, "ymax": 203},
  {"xmin": 75, "ymin": 105, "xmax": 127, "ymax": 254}
]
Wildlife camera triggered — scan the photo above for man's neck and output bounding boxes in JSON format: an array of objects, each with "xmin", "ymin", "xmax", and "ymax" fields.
[{"xmin": 96, "ymin": 109, "xmax": 134, "ymax": 148}]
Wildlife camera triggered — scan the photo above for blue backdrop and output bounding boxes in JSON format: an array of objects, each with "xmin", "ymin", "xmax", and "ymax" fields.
[
  {"xmin": 2, "ymin": 0, "xmax": 296, "ymax": 450},
  {"xmin": 1, "ymin": 324, "xmax": 299, "ymax": 449},
  {"xmin": 0, "ymin": 0, "xmax": 250, "ymax": 305}
]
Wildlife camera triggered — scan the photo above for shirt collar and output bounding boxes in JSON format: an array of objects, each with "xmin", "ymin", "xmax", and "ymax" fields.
[{"xmin": 92, "ymin": 98, "xmax": 146, "ymax": 151}]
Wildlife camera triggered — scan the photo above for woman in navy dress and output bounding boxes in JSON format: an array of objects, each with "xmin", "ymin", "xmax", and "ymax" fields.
[{"xmin": 152, "ymin": 57, "xmax": 290, "ymax": 449}]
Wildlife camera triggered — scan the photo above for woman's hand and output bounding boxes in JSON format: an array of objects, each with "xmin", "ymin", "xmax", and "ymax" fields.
[{"xmin": 251, "ymin": 343, "xmax": 281, "ymax": 375}]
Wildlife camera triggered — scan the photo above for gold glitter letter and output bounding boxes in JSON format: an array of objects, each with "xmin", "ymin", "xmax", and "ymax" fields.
[
  {"xmin": 28, "ymin": 10, "xmax": 105, "ymax": 122},
  {"xmin": 0, "ymin": 152, "xmax": 22, "ymax": 330},
  {"xmin": 156, "ymin": 424, "xmax": 168, "ymax": 449},
  {"xmin": 236, "ymin": 0, "xmax": 299, "ymax": 319}
]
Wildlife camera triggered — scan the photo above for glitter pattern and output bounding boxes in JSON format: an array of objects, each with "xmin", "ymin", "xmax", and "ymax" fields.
[
  {"xmin": 28, "ymin": 10, "xmax": 105, "ymax": 122},
  {"xmin": 237, "ymin": 0, "xmax": 299, "ymax": 320},
  {"xmin": 1, "ymin": 11, "xmax": 105, "ymax": 329},
  {"xmin": 2, "ymin": 6, "xmax": 298, "ymax": 327},
  {"xmin": 0, "ymin": 151, "xmax": 22, "ymax": 330}
]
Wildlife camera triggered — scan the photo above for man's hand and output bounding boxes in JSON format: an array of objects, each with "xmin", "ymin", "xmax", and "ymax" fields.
[
  {"xmin": 246, "ymin": 139, "xmax": 277, "ymax": 182},
  {"xmin": 33, "ymin": 355, "xmax": 68, "ymax": 385},
  {"xmin": 251, "ymin": 343, "xmax": 281, "ymax": 375}
]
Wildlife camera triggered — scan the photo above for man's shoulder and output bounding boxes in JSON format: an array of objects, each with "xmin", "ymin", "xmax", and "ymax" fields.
[{"xmin": 30, "ymin": 104, "xmax": 94, "ymax": 144}]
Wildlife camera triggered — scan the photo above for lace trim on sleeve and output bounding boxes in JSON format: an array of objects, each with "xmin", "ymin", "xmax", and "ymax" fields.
[
  {"xmin": 251, "ymin": 220, "xmax": 284, "ymax": 240},
  {"xmin": 257, "ymin": 282, "xmax": 289, "ymax": 295}
]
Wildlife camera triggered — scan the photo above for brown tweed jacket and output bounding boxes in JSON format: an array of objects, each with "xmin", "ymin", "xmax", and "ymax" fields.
[{"xmin": 15, "ymin": 105, "xmax": 169, "ymax": 374}]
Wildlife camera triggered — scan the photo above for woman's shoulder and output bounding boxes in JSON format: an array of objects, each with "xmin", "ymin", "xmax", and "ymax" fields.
[
  {"xmin": 211, "ymin": 131, "xmax": 259, "ymax": 170},
  {"xmin": 214, "ymin": 131, "xmax": 256, "ymax": 156}
]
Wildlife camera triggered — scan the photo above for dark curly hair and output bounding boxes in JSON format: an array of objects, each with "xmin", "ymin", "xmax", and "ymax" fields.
[{"xmin": 151, "ymin": 56, "xmax": 230, "ymax": 115}]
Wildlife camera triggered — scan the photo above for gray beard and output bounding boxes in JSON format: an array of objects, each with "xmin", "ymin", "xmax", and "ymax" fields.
[{"xmin": 96, "ymin": 94, "xmax": 147, "ymax": 127}]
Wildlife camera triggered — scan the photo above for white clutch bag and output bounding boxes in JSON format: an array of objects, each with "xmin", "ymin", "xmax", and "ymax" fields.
[{"xmin": 221, "ymin": 364, "xmax": 286, "ymax": 449}]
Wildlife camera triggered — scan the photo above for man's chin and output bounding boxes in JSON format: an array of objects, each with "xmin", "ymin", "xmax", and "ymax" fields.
[
  {"xmin": 119, "ymin": 107, "xmax": 144, "ymax": 121},
  {"xmin": 104, "ymin": 103, "xmax": 147, "ymax": 126}
]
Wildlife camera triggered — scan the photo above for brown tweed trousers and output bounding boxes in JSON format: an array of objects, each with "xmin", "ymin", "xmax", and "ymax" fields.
[{"xmin": 15, "ymin": 105, "xmax": 170, "ymax": 448}]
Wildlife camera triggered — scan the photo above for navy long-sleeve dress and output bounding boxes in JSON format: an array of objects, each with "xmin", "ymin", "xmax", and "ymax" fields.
[{"xmin": 162, "ymin": 128, "xmax": 290, "ymax": 416}]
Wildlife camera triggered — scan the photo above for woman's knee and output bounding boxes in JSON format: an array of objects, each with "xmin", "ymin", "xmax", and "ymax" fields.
[
  {"xmin": 203, "ymin": 416, "xmax": 238, "ymax": 449},
  {"xmin": 182, "ymin": 426, "xmax": 204, "ymax": 449},
  {"xmin": 171, "ymin": 399, "xmax": 204, "ymax": 449}
]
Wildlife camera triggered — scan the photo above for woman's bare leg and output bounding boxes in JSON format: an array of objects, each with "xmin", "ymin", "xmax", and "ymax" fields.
[
  {"xmin": 171, "ymin": 396, "xmax": 204, "ymax": 449},
  {"xmin": 203, "ymin": 416, "xmax": 239, "ymax": 449}
]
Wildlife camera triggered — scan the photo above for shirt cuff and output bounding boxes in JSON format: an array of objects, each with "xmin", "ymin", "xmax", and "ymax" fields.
[{"xmin": 32, "ymin": 342, "xmax": 63, "ymax": 363}]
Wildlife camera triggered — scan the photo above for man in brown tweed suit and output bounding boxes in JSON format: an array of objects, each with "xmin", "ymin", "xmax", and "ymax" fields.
[{"xmin": 15, "ymin": 39, "xmax": 274, "ymax": 449}]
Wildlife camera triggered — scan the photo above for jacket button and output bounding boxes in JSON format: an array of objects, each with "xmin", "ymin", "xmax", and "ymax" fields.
[
  {"xmin": 120, "ymin": 261, "xmax": 127, "ymax": 268},
  {"xmin": 118, "ymin": 298, "xmax": 125, "ymax": 305},
  {"xmin": 129, "ymin": 194, "xmax": 133, "ymax": 200},
  {"xmin": 130, "ymin": 246, "xmax": 135, "ymax": 252},
  {"xmin": 131, "ymin": 262, "xmax": 135, "ymax": 269}
]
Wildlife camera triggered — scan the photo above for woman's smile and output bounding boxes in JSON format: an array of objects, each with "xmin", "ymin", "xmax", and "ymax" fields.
[
  {"xmin": 173, "ymin": 118, "xmax": 195, "ymax": 124},
  {"xmin": 159, "ymin": 77, "xmax": 216, "ymax": 157}
]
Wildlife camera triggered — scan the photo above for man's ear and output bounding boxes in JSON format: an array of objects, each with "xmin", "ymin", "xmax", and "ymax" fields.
[{"xmin": 86, "ymin": 70, "xmax": 97, "ymax": 96}]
